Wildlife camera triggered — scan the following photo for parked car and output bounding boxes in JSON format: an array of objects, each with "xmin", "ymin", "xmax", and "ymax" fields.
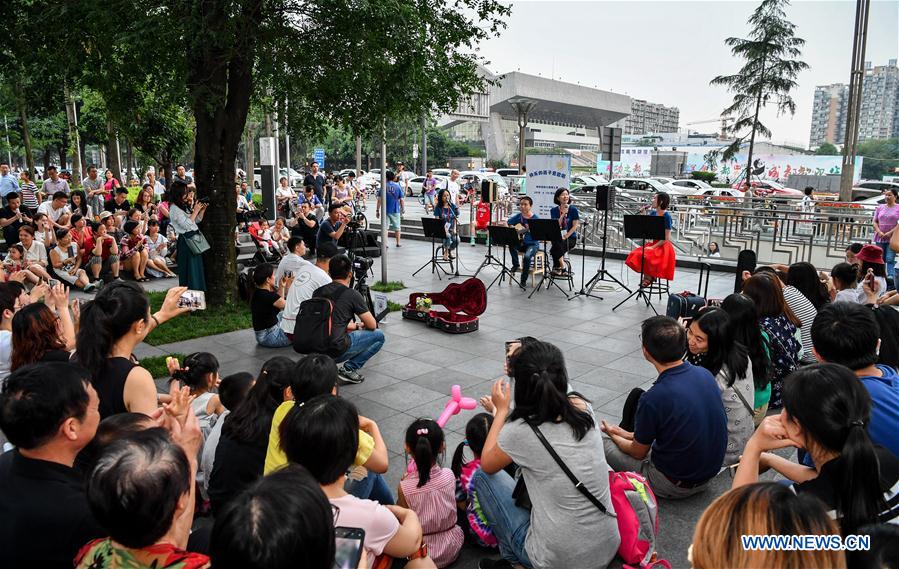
[
  {"xmin": 407, "ymin": 175, "xmax": 448, "ymax": 197},
  {"xmin": 731, "ymin": 179, "xmax": 803, "ymax": 197},
  {"xmin": 650, "ymin": 176, "xmax": 675, "ymax": 186},
  {"xmin": 495, "ymin": 168, "xmax": 519, "ymax": 178},
  {"xmin": 280, "ymin": 167, "xmax": 304, "ymax": 187},
  {"xmin": 458, "ymin": 171, "xmax": 508, "ymax": 202},
  {"xmin": 431, "ymin": 168, "xmax": 452, "ymax": 177},
  {"xmin": 609, "ymin": 177, "xmax": 669, "ymax": 194},
  {"xmin": 570, "ymin": 174, "xmax": 610, "ymax": 193},
  {"xmin": 853, "ymin": 180, "xmax": 899, "ymax": 201},
  {"xmin": 338, "ymin": 168, "xmax": 366, "ymax": 179},
  {"xmin": 667, "ymin": 179, "xmax": 714, "ymax": 196}
]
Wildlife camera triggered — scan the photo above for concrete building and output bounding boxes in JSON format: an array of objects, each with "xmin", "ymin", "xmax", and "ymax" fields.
[
  {"xmin": 611, "ymin": 99, "xmax": 680, "ymax": 135},
  {"xmin": 438, "ymin": 69, "xmax": 632, "ymax": 166},
  {"xmin": 808, "ymin": 59, "xmax": 899, "ymax": 148},
  {"xmin": 809, "ymin": 84, "xmax": 849, "ymax": 148}
]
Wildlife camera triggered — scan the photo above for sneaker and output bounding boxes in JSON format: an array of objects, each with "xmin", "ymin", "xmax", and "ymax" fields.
[
  {"xmin": 479, "ymin": 559, "xmax": 514, "ymax": 569},
  {"xmin": 518, "ymin": 277, "xmax": 528, "ymax": 289},
  {"xmin": 337, "ymin": 364, "xmax": 365, "ymax": 384},
  {"xmin": 510, "ymin": 266, "xmax": 521, "ymax": 273}
]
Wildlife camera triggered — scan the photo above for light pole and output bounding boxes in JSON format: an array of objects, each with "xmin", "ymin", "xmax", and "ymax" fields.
[
  {"xmin": 840, "ymin": 0, "xmax": 871, "ymax": 201},
  {"xmin": 380, "ymin": 120, "xmax": 388, "ymax": 283},
  {"xmin": 509, "ymin": 97, "xmax": 536, "ymax": 170}
]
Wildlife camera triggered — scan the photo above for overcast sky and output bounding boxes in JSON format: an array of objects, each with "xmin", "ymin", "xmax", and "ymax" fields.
[{"xmin": 477, "ymin": 0, "xmax": 899, "ymax": 147}]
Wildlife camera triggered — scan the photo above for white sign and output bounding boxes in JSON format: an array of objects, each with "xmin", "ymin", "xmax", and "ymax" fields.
[
  {"xmin": 525, "ymin": 154, "xmax": 571, "ymax": 219},
  {"xmin": 259, "ymin": 137, "xmax": 276, "ymax": 166},
  {"xmin": 413, "ymin": 144, "xmax": 419, "ymax": 159},
  {"xmin": 373, "ymin": 292, "xmax": 389, "ymax": 322}
]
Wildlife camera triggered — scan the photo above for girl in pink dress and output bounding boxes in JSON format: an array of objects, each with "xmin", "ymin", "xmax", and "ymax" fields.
[{"xmin": 399, "ymin": 419, "xmax": 464, "ymax": 568}]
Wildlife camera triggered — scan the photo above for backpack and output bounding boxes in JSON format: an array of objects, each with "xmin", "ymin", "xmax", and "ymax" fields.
[
  {"xmin": 522, "ymin": 422, "xmax": 670, "ymax": 569},
  {"xmin": 292, "ymin": 287, "xmax": 349, "ymax": 357}
]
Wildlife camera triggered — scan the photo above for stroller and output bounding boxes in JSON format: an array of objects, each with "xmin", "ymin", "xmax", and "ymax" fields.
[{"xmin": 248, "ymin": 222, "xmax": 282, "ymax": 264}]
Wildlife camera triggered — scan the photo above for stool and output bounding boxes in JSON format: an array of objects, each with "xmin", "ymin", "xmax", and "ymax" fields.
[
  {"xmin": 646, "ymin": 278, "xmax": 670, "ymax": 300},
  {"xmin": 518, "ymin": 250, "xmax": 546, "ymax": 287}
]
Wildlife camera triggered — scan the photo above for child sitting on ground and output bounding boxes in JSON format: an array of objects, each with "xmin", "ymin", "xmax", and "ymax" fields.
[
  {"xmin": 451, "ymin": 413, "xmax": 498, "ymax": 549},
  {"xmin": 2, "ymin": 244, "xmax": 37, "ymax": 284},
  {"xmin": 399, "ymin": 418, "xmax": 464, "ymax": 568},
  {"xmin": 256, "ymin": 219, "xmax": 276, "ymax": 257},
  {"xmin": 200, "ymin": 371, "xmax": 255, "ymax": 493},
  {"xmin": 168, "ymin": 352, "xmax": 226, "ymax": 437}
]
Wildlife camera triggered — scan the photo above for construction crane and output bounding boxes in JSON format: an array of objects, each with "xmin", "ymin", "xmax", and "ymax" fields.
[{"xmin": 686, "ymin": 117, "xmax": 733, "ymax": 139}]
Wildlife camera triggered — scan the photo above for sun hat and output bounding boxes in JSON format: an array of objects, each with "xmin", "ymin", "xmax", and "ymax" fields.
[{"xmin": 856, "ymin": 244, "xmax": 885, "ymax": 264}]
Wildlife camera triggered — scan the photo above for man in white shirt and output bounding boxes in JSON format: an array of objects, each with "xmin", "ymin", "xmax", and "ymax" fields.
[
  {"xmin": 81, "ymin": 165, "xmax": 104, "ymax": 216},
  {"xmin": 280, "ymin": 242, "xmax": 336, "ymax": 337},
  {"xmin": 444, "ymin": 169, "xmax": 462, "ymax": 206},
  {"xmin": 147, "ymin": 169, "xmax": 166, "ymax": 198},
  {"xmin": 274, "ymin": 237, "xmax": 309, "ymax": 283},
  {"xmin": 37, "ymin": 191, "xmax": 71, "ymax": 229}
]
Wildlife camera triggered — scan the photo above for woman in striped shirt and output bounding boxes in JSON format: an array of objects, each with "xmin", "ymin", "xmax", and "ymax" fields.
[{"xmin": 17, "ymin": 170, "xmax": 40, "ymax": 215}]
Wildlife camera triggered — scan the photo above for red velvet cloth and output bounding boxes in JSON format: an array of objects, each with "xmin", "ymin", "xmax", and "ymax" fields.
[
  {"xmin": 625, "ymin": 240, "xmax": 676, "ymax": 281},
  {"xmin": 405, "ymin": 278, "xmax": 486, "ymax": 316}
]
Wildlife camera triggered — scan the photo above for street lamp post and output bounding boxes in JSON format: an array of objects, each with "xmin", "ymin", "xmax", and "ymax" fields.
[
  {"xmin": 509, "ymin": 97, "xmax": 536, "ymax": 170},
  {"xmin": 840, "ymin": 0, "xmax": 871, "ymax": 201}
]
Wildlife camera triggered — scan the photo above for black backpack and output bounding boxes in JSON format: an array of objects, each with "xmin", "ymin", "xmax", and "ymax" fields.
[{"xmin": 292, "ymin": 287, "xmax": 349, "ymax": 357}]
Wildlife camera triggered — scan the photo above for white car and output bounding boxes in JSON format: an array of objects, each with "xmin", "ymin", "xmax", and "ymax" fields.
[
  {"xmin": 650, "ymin": 176, "xmax": 675, "ymax": 186},
  {"xmin": 853, "ymin": 180, "xmax": 899, "ymax": 200},
  {"xmin": 280, "ymin": 167, "xmax": 304, "ymax": 187},
  {"xmin": 667, "ymin": 179, "xmax": 714, "ymax": 196},
  {"xmin": 432, "ymin": 168, "xmax": 452, "ymax": 177},
  {"xmin": 609, "ymin": 177, "xmax": 670, "ymax": 194},
  {"xmin": 407, "ymin": 175, "xmax": 448, "ymax": 197},
  {"xmin": 338, "ymin": 168, "xmax": 366, "ymax": 179}
]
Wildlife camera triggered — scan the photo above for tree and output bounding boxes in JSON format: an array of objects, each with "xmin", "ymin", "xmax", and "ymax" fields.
[
  {"xmin": 858, "ymin": 138, "xmax": 899, "ymax": 180},
  {"xmin": 815, "ymin": 142, "xmax": 839, "ymax": 155},
  {"xmin": 710, "ymin": 0, "xmax": 808, "ymax": 187}
]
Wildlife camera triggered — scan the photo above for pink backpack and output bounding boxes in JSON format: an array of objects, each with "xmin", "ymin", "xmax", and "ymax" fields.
[{"xmin": 608, "ymin": 471, "xmax": 670, "ymax": 569}]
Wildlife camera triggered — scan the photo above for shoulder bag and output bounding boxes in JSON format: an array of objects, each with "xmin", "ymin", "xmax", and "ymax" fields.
[{"xmin": 183, "ymin": 230, "xmax": 211, "ymax": 255}]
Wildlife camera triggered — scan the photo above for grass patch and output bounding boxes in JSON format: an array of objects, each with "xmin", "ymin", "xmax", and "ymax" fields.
[
  {"xmin": 144, "ymin": 292, "xmax": 252, "ymax": 346},
  {"xmin": 371, "ymin": 281, "xmax": 406, "ymax": 293},
  {"xmin": 140, "ymin": 353, "xmax": 187, "ymax": 379},
  {"xmin": 387, "ymin": 300, "xmax": 404, "ymax": 312}
]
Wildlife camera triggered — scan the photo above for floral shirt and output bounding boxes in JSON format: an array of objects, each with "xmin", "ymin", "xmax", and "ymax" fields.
[
  {"xmin": 759, "ymin": 314, "xmax": 801, "ymax": 408},
  {"xmin": 119, "ymin": 234, "xmax": 146, "ymax": 260},
  {"xmin": 75, "ymin": 538, "xmax": 210, "ymax": 569}
]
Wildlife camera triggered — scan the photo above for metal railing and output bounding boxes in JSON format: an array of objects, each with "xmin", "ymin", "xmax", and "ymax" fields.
[{"xmin": 570, "ymin": 191, "xmax": 879, "ymax": 267}]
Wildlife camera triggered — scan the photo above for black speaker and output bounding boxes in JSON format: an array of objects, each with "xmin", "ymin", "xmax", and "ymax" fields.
[
  {"xmin": 734, "ymin": 249, "xmax": 757, "ymax": 293},
  {"xmin": 595, "ymin": 185, "xmax": 615, "ymax": 211},
  {"xmin": 481, "ymin": 180, "xmax": 496, "ymax": 203}
]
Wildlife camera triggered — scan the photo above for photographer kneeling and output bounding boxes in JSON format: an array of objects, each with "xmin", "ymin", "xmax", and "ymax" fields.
[{"xmin": 293, "ymin": 255, "xmax": 384, "ymax": 385}]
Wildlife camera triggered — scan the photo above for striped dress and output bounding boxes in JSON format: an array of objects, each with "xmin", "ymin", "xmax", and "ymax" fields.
[{"xmin": 400, "ymin": 465, "xmax": 464, "ymax": 568}]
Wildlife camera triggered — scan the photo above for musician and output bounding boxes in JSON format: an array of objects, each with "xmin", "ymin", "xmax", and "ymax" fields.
[
  {"xmin": 625, "ymin": 191, "xmax": 676, "ymax": 287},
  {"xmin": 550, "ymin": 188, "xmax": 579, "ymax": 276},
  {"xmin": 506, "ymin": 196, "xmax": 540, "ymax": 288},
  {"xmin": 434, "ymin": 189, "xmax": 459, "ymax": 261}
]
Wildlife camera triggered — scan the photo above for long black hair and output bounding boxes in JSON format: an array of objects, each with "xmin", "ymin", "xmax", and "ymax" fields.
[
  {"xmin": 720, "ymin": 293, "xmax": 771, "ymax": 393},
  {"xmin": 70, "ymin": 189, "xmax": 89, "ymax": 217},
  {"xmin": 508, "ymin": 340, "xmax": 593, "ymax": 440},
  {"xmin": 788, "ymin": 262, "xmax": 830, "ymax": 309},
  {"xmin": 690, "ymin": 307, "xmax": 749, "ymax": 387},
  {"xmin": 75, "ymin": 281, "xmax": 150, "ymax": 376},
  {"xmin": 170, "ymin": 352, "xmax": 220, "ymax": 392},
  {"xmin": 405, "ymin": 418, "xmax": 444, "ymax": 487},
  {"xmin": 221, "ymin": 356, "xmax": 293, "ymax": 446},
  {"xmin": 782, "ymin": 363, "xmax": 884, "ymax": 533},
  {"xmin": 451, "ymin": 412, "xmax": 493, "ymax": 478}
]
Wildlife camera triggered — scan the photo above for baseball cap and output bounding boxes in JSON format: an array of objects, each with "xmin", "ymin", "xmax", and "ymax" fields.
[{"xmin": 98, "ymin": 211, "xmax": 113, "ymax": 220}]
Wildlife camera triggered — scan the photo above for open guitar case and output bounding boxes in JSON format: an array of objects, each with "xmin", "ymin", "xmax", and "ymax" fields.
[{"xmin": 402, "ymin": 277, "xmax": 486, "ymax": 334}]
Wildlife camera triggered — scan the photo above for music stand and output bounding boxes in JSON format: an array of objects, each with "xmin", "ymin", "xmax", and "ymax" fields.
[
  {"xmin": 412, "ymin": 217, "xmax": 454, "ymax": 280},
  {"xmin": 571, "ymin": 186, "xmax": 632, "ymax": 302},
  {"xmin": 612, "ymin": 215, "xmax": 666, "ymax": 314},
  {"xmin": 477, "ymin": 225, "xmax": 524, "ymax": 290},
  {"xmin": 526, "ymin": 219, "xmax": 570, "ymax": 299}
]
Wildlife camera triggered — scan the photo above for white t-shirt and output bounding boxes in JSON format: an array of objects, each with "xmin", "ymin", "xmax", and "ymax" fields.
[
  {"xmin": 276, "ymin": 186, "xmax": 296, "ymax": 201},
  {"xmin": 857, "ymin": 277, "xmax": 888, "ymax": 303},
  {"xmin": 444, "ymin": 178, "xmax": 461, "ymax": 205},
  {"xmin": 273, "ymin": 253, "xmax": 309, "ymax": 284},
  {"xmin": 37, "ymin": 201, "xmax": 70, "ymax": 222},
  {"xmin": 200, "ymin": 409, "xmax": 228, "ymax": 491},
  {"xmin": 0, "ymin": 330, "xmax": 11, "ymax": 385},
  {"xmin": 834, "ymin": 288, "xmax": 859, "ymax": 303},
  {"xmin": 280, "ymin": 262, "xmax": 332, "ymax": 335},
  {"xmin": 153, "ymin": 180, "xmax": 166, "ymax": 197},
  {"xmin": 20, "ymin": 240, "xmax": 47, "ymax": 266}
]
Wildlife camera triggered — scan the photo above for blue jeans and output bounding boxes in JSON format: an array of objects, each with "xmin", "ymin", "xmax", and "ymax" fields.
[
  {"xmin": 443, "ymin": 233, "xmax": 459, "ymax": 252},
  {"xmin": 345, "ymin": 470, "xmax": 395, "ymax": 505},
  {"xmin": 335, "ymin": 329, "xmax": 385, "ymax": 371},
  {"xmin": 877, "ymin": 242, "xmax": 896, "ymax": 288},
  {"xmin": 254, "ymin": 313, "xmax": 292, "ymax": 348},
  {"xmin": 509, "ymin": 243, "xmax": 539, "ymax": 276},
  {"xmin": 472, "ymin": 469, "xmax": 533, "ymax": 568}
]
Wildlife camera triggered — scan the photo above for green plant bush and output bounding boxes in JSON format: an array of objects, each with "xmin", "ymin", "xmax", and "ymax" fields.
[{"xmin": 691, "ymin": 171, "xmax": 718, "ymax": 183}]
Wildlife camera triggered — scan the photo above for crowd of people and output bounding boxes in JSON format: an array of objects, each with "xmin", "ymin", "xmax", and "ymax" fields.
[{"xmin": 0, "ymin": 162, "xmax": 208, "ymax": 292}]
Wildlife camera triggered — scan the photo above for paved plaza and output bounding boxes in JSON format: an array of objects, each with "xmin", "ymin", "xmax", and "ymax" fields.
[{"xmin": 130, "ymin": 236, "xmax": 785, "ymax": 569}]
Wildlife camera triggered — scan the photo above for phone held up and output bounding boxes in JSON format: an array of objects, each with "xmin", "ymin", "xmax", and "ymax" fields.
[
  {"xmin": 177, "ymin": 289, "xmax": 207, "ymax": 311},
  {"xmin": 334, "ymin": 527, "xmax": 365, "ymax": 569}
]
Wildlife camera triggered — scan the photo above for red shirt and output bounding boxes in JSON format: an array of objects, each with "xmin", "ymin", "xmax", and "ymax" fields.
[{"xmin": 70, "ymin": 226, "xmax": 95, "ymax": 263}]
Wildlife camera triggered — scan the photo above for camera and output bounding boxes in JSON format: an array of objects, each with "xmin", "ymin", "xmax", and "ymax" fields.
[{"xmin": 352, "ymin": 256, "xmax": 373, "ymax": 280}]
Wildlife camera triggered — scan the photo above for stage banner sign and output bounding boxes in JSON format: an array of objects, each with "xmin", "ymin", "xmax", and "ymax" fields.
[{"xmin": 525, "ymin": 154, "xmax": 571, "ymax": 219}]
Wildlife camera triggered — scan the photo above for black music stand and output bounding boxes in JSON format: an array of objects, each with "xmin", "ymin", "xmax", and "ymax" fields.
[
  {"xmin": 476, "ymin": 225, "xmax": 524, "ymax": 290},
  {"xmin": 526, "ymin": 218, "xmax": 570, "ymax": 299},
  {"xmin": 613, "ymin": 215, "xmax": 666, "ymax": 314},
  {"xmin": 413, "ymin": 217, "xmax": 454, "ymax": 280},
  {"xmin": 571, "ymin": 186, "xmax": 631, "ymax": 302}
]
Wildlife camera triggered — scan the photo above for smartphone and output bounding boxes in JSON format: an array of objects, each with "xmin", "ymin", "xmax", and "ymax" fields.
[
  {"xmin": 284, "ymin": 270, "xmax": 293, "ymax": 279},
  {"xmin": 334, "ymin": 527, "xmax": 365, "ymax": 569},
  {"xmin": 198, "ymin": 196, "xmax": 211, "ymax": 205},
  {"xmin": 865, "ymin": 269, "xmax": 875, "ymax": 288},
  {"xmin": 47, "ymin": 278, "xmax": 59, "ymax": 288},
  {"xmin": 177, "ymin": 289, "xmax": 206, "ymax": 310}
]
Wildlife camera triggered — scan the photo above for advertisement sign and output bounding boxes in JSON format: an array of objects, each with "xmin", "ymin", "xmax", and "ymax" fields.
[
  {"xmin": 313, "ymin": 148, "xmax": 325, "ymax": 170},
  {"xmin": 598, "ymin": 150, "xmax": 863, "ymax": 183},
  {"xmin": 525, "ymin": 154, "xmax": 571, "ymax": 219}
]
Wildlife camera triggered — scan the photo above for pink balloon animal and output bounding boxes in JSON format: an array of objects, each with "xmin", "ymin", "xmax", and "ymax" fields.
[{"xmin": 406, "ymin": 384, "xmax": 477, "ymax": 474}]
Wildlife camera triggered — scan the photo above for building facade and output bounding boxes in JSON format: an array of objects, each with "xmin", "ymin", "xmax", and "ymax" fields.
[
  {"xmin": 611, "ymin": 99, "xmax": 680, "ymax": 135},
  {"xmin": 808, "ymin": 59, "xmax": 899, "ymax": 148}
]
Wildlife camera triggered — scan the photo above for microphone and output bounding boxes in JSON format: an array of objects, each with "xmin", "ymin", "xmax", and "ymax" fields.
[{"xmin": 638, "ymin": 203, "xmax": 651, "ymax": 213}]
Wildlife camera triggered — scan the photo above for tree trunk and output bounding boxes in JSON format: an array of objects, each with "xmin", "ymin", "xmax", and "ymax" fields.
[
  {"xmin": 43, "ymin": 147, "xmax": 50, "ymax": 177},
  {"xmin": 13, "ymin": 80, "xmax": 35, "ymax": 176},
  {"xmin": 106, "ymin": 120, "xmax": 123, "ymax": 186},
  {"xmin": 187, "ymin": 0, "xmax": 262, "ymax": 306},
  {"xmin": 58, "ymin": 136, "xmax": 67, "ymax": 170},
  {"xmin": 125, "ymin": 139, "xmax": 134, "ymax": 183}
]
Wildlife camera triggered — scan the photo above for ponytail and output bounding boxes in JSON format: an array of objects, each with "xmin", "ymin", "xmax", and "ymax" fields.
[
  {"xmin": 782, "ymin": 363, "xmax": 883, "ymax": 533},
  {"xmin": 451, "ymin": 412, "xmax": 493, "ymax": 478},
  {"xmin": 75, "ymin": 281, "xmax": 149, "ymax": 376},
  {"xmin": 508, "ymin": 341, "xmax": 593, "ymax": 440},
  {"xmin": 169, "ymin": 352, "xmax": 219, "ymax": 391},
  {"xmin": 405, "ymin": 418, "xmax": 443, "ymax": 488}
]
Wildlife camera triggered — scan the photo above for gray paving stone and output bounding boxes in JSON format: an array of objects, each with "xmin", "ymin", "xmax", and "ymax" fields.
[
  {"xmin": 362, "ymin": 382, "xmax": 446, "ymax": 413},
  {"xmin": 407, "ymin": 368, "xmax": 486, "ymax": 393},
  {"xmin": 364, "ymin": 357, "xmax": 441, "ymax": 381},
  {"xmin": 345, "ymin": 396, "xmax": 402, "ymax": 422}
]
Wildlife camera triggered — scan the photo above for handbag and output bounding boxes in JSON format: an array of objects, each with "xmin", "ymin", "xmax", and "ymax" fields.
[
  {"xmin": 512, "ymin": 420, "xmax": 608, "ymax": 514},
  {"xmin": 183, "ymin": 230, "xmax": 210, "ymax": 255}
]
